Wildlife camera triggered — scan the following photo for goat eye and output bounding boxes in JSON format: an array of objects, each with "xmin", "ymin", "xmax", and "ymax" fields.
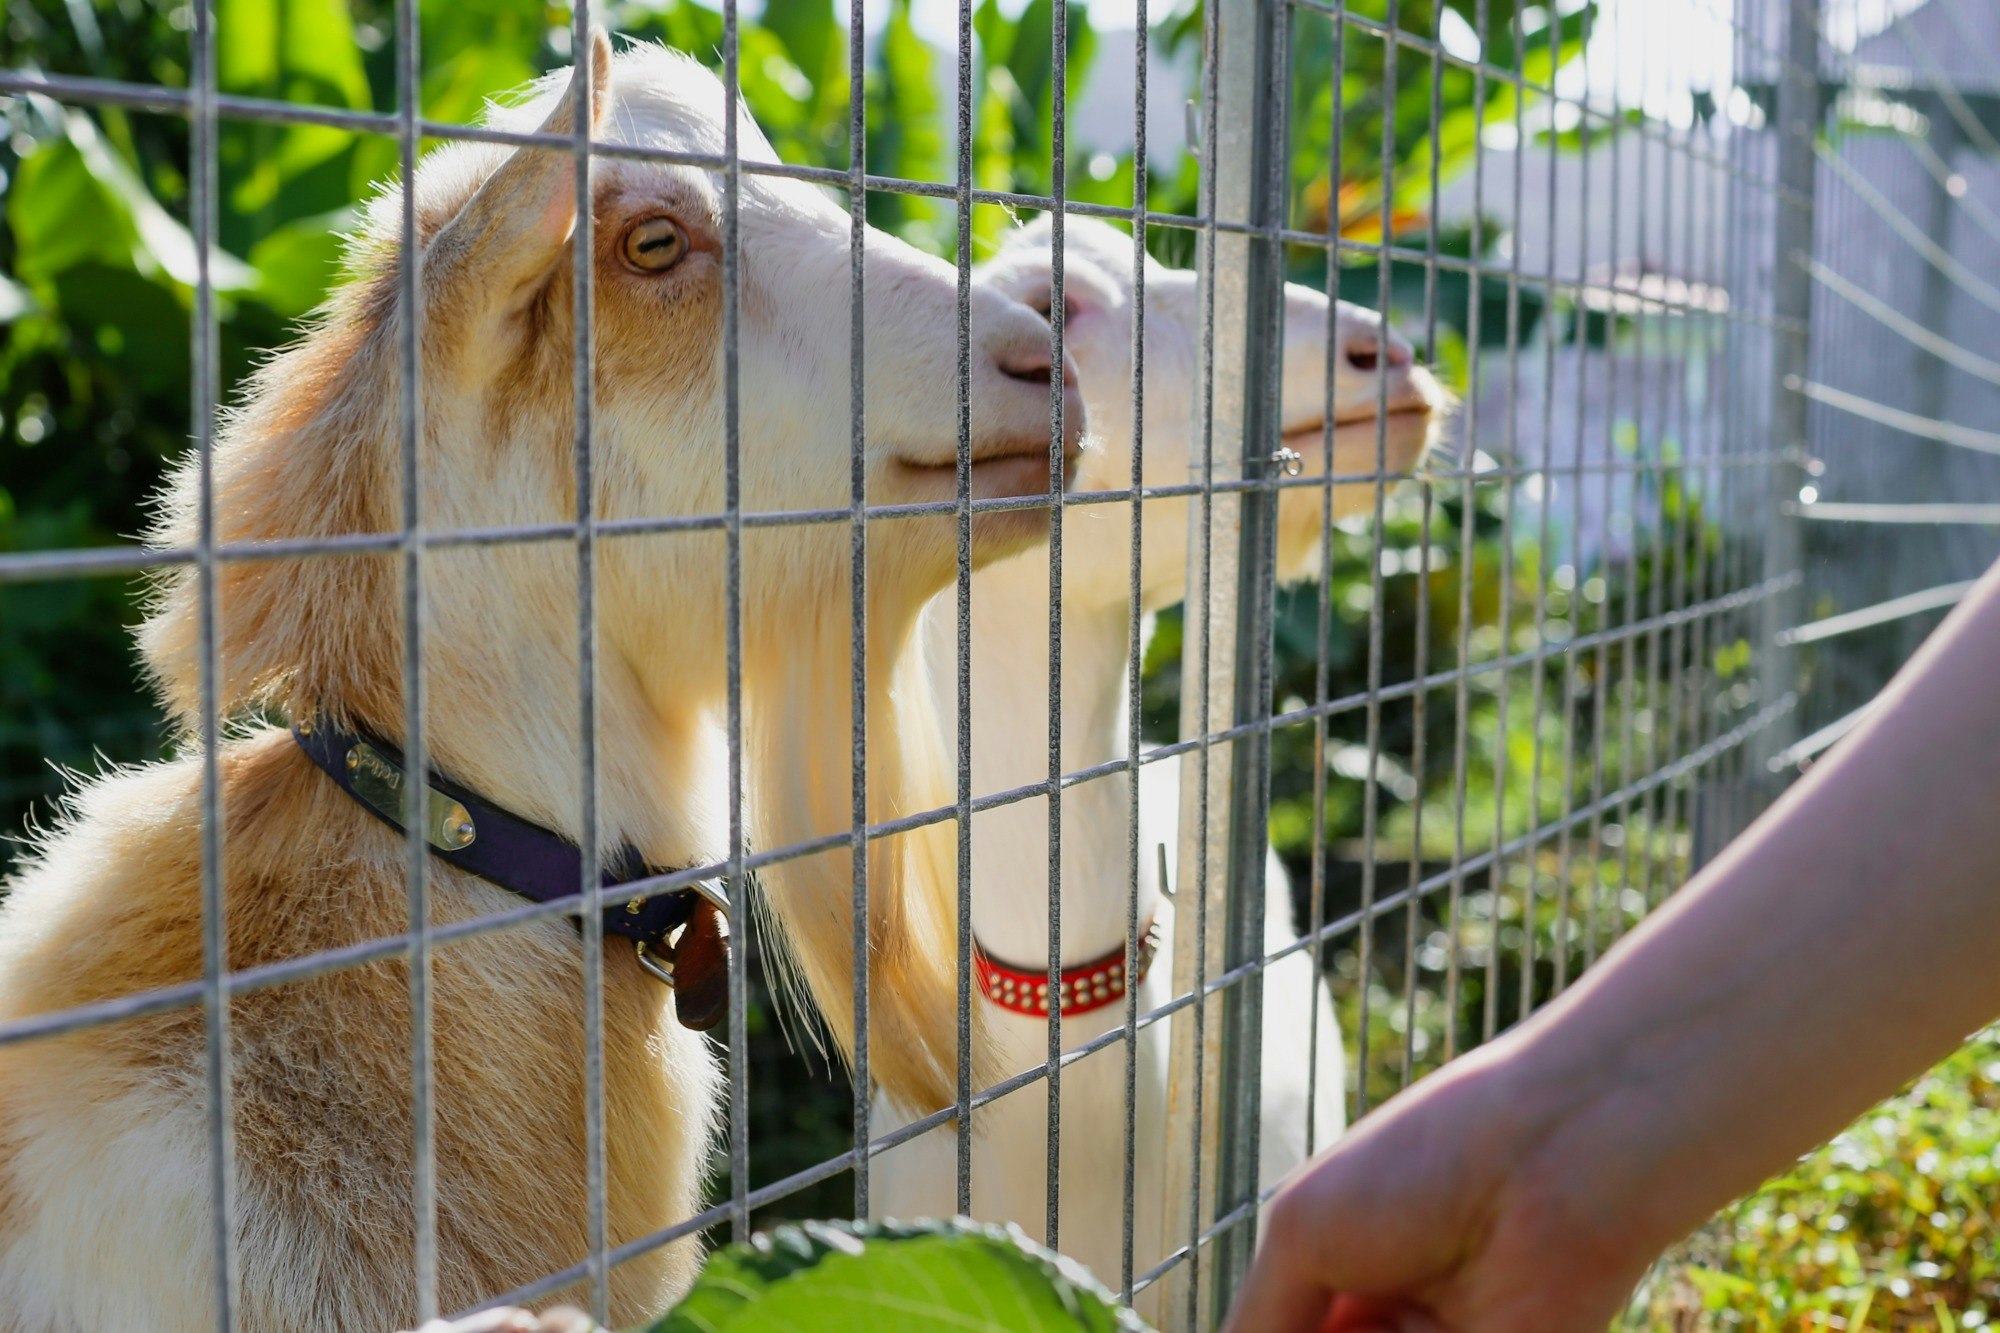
[{"xmin": 623, "ymin": 218, "xmax": 688, "ymax": 273}]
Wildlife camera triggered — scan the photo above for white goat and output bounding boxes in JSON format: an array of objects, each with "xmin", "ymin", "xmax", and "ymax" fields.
[
  {"xmin": 871, "ymin": 217, "xmax": 1443, "ymax": 1296},
  {"xmin": 0, "ymin": 39, "xmax": 1077, "ymax": 1330}
]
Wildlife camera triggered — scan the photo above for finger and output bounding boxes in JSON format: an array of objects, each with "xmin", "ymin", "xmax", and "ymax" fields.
[
  {"xmin": 1221, "ymin": 1282, "xmax": 1333, "ymax": 1333},
  {"xmin": 1221, "ymin": 1248, "xmax": 1335, "ymax": 1333},
  {"xmin": 1322, "ymin": 1295, "xmax": 1450, "ymax": 1333}
]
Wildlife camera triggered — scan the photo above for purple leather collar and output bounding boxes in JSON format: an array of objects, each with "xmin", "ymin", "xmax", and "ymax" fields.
[{"xmin": 290, "ymin": 719, "xmax": 723, "ymax": 954}]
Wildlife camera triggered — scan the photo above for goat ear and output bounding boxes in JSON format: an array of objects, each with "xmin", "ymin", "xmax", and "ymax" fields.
[{"xmin": 424, "ymin": 28, "xmax": 614, "ymax": 315}]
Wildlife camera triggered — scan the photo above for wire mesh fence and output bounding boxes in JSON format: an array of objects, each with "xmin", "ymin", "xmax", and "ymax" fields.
[{"xmin": 0, "ymin": 0, "xmax": 1995, "ymax": 1327}]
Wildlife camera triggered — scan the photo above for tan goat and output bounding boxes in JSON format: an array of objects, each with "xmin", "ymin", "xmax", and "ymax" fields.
[{"xmin": 0, "ymin": 35, "xmax": 1079, "ymax": 1330}]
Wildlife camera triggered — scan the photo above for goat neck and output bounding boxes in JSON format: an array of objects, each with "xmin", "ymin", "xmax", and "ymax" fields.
[{"xmin": 930, "ymin": 537, "xmax": 1159, "ymax": 971}]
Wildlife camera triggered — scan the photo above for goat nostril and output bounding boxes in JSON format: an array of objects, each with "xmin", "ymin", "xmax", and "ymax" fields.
[{"xmin": 1344, "ymin": 329, "xmax": 1383, "ymax": 373}]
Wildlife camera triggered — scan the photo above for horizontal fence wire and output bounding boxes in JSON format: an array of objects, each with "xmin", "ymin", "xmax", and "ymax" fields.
[
  {"xmin": 1791, "ymin": 502, "xmax": 2000, "ymax": 524},
  {"xmin": 5, "ymin": 0, "xmax": 1998, "ymax": 1326},
  {"xmin": 0, "ymin": 451, "xmax": 1797, "ymax": 584}
]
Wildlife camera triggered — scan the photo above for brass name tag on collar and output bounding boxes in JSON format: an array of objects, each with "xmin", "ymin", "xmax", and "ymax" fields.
[{"xmin": 345, "ymin": 741, "xmax": 478, "ymax": 852}]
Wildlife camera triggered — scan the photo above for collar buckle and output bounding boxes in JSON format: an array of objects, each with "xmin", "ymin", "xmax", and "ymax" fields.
[{"xmin": 292, "ymin": 717, "xmax": 733, "ymax": 1031}]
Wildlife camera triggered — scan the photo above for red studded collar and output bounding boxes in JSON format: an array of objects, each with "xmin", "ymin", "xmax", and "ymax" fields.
[{"xmin": 973, "ymin": 919, "xmax": 1163, "ymax": 1018}]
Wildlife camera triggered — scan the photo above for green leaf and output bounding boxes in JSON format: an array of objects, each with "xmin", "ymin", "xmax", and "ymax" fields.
[
  {"xmin": 645, "ymin": 1219, "xmax": 1152, "ymax": 1333},
  {"xmin": 0, "ymin": 274, "xmax": 36, "ymax": 323},
  {"xmin": 216, "ymin": 0, "xmax": 373, "ymax": 222},
  {"xmin": 862, "ymin": 0, "xmax": 947, "ymax": 247},
  {"xmin": 217, "ymin": 0, "xmax": 370, "ymax": 109},
  {"xmin": 50, "ymin": 262, "xmax": 192, "ymax": 392},
  {"xmin": 8, "ymin": 136, "xmax": 134, "ymax": 283},
  {"xmin": 422, "ymin": 45, "xmax": 542, "ymax": 128},
  {"xmin": 11, "ymin": 106, "xmax": 255, "ymax": 292},
  {"xmin": 248, "ymin": 207, "xmax": 355, "ymax": 317},
  {"xmin": 1684, "ymin": 1265, "xmax": 1759, "ymax": 1311},
  {"xmin": 760, "ymin": 0, "xmax": 839, "ymax": 96}
]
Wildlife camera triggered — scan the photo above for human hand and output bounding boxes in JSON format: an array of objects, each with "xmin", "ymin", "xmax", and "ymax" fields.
[
  {"xmin": 1229, "ymin": 561, "xmax": 2000, "ymax": 1331},
  {"xmin": 1222, "ymin": 1037, "xmax": 1656, "ymax": 1333}
]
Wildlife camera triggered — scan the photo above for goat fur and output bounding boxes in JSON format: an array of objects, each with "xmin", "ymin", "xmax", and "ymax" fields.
[
  {"xmin": 0, "ymin": 38, "xmax": 1077, "ymax": 1328},
  {"xmin": 871, "ymin": 217, "xmax": 1449, "ymax": 1301}
]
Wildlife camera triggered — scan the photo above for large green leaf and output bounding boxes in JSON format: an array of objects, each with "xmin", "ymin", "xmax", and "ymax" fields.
[
  {"xmin": 216, "ymin": 0, "xmax": 370, "ymax": 108},
  {"xmin": 10, "ymin": 105, "xmax": 255, "ymax": 292},
  {"xmin": 7, "ymin": 135, "xmax": 134, "ymax": 283},
  {"xmin": 862, "ymin": 0, "xmax": 947, "ymax": 248},
  {"xmin": 645, "ymin": 1219, "xmax": 1153, "ymax": 1333},
  {"xmin": 216, "ymin": 0, "xmax": 373, "ymax": 223},
  {"xmin": 248, "ymin": 206, "xmax": 356, "ymax": 317},
  {"xmin": 759, "ymin": 0, "xmax": 839, "ymax": 102}
]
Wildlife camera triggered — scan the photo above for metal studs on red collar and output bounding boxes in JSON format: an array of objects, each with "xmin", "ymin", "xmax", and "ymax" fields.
[{"xmin": 974, "ymin": 919, "xmax": 1163, "ymax": 1018}]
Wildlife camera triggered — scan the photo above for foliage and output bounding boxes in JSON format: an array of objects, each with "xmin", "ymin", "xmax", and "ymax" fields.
[
  {"xmin": 648, "ymin": 1219, "xmax": 1150, "ymax": 1332},
  {"xmin": 1640, "ymin": 1028, "xmax": 2000, "ymax": 1331}
]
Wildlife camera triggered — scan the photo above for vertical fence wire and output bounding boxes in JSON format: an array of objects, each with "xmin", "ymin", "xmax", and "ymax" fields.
[
  {"xmin": 844, "ymin": 0, "xmax": 871, "ymax": 1223},
  {"xmin": 952, "ymin": 0, "xmax": 979, "ymax": 1222},
  {"xmin": 1444, "ymin": 0, "xmax": 1487, "ymax": 1059},
  {"xmin": 1641, "ymin": 0, "xmax": 1677, "ymax": 904},
  {"xmin": 1675, "ymin": 84, "xmax": 1710, "ymax": 894},
  {"xmin": 1442, "ymin": 0, "xmax": 1487, "ymax": 1063},
  {"xmin": 1632, "ymin": 8, "xmax": 1668, "ymax": 926},
  {"xmin": 1119, "ymin": 0, "xmax": 1151, "ymax": 1299},
  {"xmin": 1553, "ymin": 10, "xmax": 1596, "ymax": 994},
  {"xmin": 1757, "ymin": 0, "xmax": 1818, "ymax": 792},
  {"xmin": 1719, "ymin": 0, "xmax": 1754, "ymax": 856},
  {"xmin": 1585, "ymin": 0, "xmax": 1625, "ymax": 968},
  {"xmin": 1694, "ymin": 56, "xmax": 1729, "ymax": 873},
  {"xmin": 565, "ymin": 8, "xmax": 609, "ymax": 1318},
  {"xmin": 1481, "ymin": 0, "xmax": 1522, "ymax": 1045},
  {"xmin": 1609, "ymin": 0, "xmax": 1649, "ymax": 952},
  {"xmin": 1183, "ymin": 0, "xmax": 1224, "ymax": 1314},
  {"xmin": 1211, "ymin": 0, "xmax": 1291, "ymax": 1295},
  {"xmin": 1660, "ymin": 24, "xmax": 1701, "ymax": 907},
  {"xmin": 1520, "ymin": 0, "xmax": 1561, "ymax": 1027},
  {"xmin": 190, "ymin": 0, "xmax": 236, "ymax": 1323},
  {"xmin": 719, "ymin": 0, "xmax": 751, "ymax": 1252},
  {"xmin": 1306, "ymin": 0, "xmax": 1350, "ymax": 1130},
  {"xmin": 1043, "ymin": 0, "xmax": 1071, "ymax": 1252},
  {"xmin": 396, "ymin": 0, "xmax": 437, "ymax": 1317},
  {"xmin": 1654, "ymin": 103, "xmax": 1693, "ymax": 907},
  {"xmin": 1399, "ymin": 0, "xmax": 1446, "ymax": 1081},
  {"xmin": 1352, "ymin": 0, "xmax": 1396, "ymax": 1119}
]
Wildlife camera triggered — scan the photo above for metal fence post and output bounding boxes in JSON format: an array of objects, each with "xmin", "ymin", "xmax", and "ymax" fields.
[
  {"xmin": 1751, "ymin": 0, "xmax": 1821, "ymax": 792},
  {"xmin": 1212, "ymin": 0, "xmax": 1293, "ymax": 1312},
  {"xmin": 1158, "ymin": 0, "xmax": 1289, "ymax": 1322}
]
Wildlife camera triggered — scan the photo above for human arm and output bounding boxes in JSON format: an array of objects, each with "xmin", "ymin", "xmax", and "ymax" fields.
[{"xmin": 1225, "ymin": 557, "xmax": 2000, "ymax": 1333}]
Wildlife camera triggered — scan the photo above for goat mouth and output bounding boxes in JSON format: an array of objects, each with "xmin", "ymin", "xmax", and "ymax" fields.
[
  {"xmin": 1295, "ymin": 402, "xmax": 1435, "ymax": 435},
  {"xmin": 889, "ymin": 442, "xmax": 1081, "ymax": 500}
]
